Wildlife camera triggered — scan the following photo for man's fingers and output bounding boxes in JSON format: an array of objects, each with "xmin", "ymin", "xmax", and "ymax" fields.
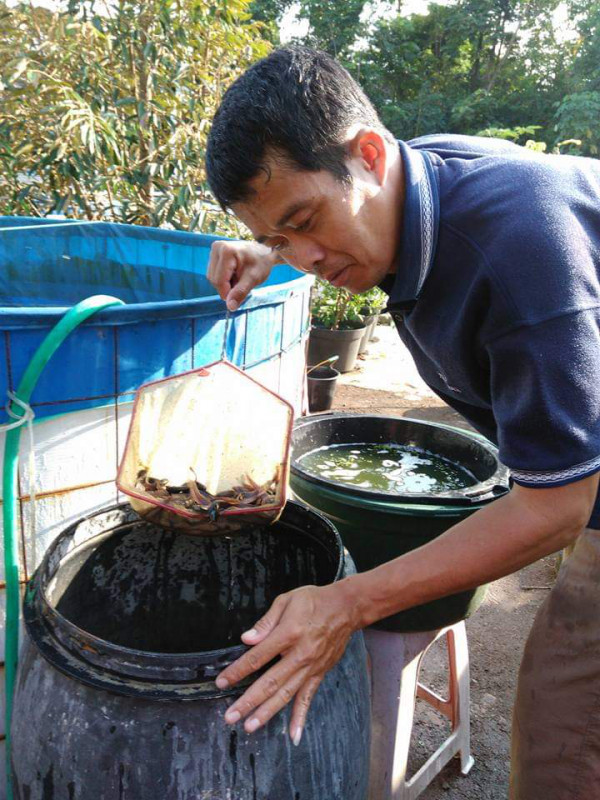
[
  {"xmin": 208, "ymin": 241, "xmax": 275, "ymax": 307},
  {"xmin": 243, "ymin": 671, "xmax": 319, "ymax": 735},
  {"xmin": 225, "ymin": 269, "xmax": 264, "ymax": 311},
  {"xmin": 207, "ymin": 242, "xmax": 243, "ymax": 301},
  {"xmin": 241, "ymin": 594, "xmax": 288, "ymax": 646},
  {"xmin": 223, "ymin": 657, "xmax": 311, "ymax": 731},
  {"xmin": 289, "ymin": 676, "xmax": 321, "ymax": 745},
  {"xmin": 213, "ymin": 254, "xmax": 238, "ymax": 301},
  {"xmin": 216, "ymin": 601, "xmax": 291, "ymax": 690},
  {"xmin": 216, "ymin": 584, "xmax": 355, "ymax": 737}
]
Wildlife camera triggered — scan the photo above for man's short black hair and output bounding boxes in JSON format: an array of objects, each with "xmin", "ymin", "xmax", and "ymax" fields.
[{"xmin": 205, "ymin": 45, "xmax": 387, "ymax": 210}]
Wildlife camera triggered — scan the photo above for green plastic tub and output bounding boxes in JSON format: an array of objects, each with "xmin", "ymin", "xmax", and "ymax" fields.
[{"xmin": 290, "ymin": 413, "xmax": 510, "ymax": 632}]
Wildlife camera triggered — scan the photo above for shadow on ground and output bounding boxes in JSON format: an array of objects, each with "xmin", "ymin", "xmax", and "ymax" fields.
[{"xmin": 333, "ymin": 383, "xmax": 474, "ymax": 430}]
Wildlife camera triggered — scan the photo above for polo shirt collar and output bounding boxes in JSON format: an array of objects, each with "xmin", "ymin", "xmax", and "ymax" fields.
[{"xmin": 381, "ymin": 140, "xmax": 440, "ymax": 312}]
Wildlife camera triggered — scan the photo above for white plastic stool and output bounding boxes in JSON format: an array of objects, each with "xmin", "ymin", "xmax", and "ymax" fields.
[{"xmin": 365, "ymin": 621, "xmax": 474, "ymax": 800}]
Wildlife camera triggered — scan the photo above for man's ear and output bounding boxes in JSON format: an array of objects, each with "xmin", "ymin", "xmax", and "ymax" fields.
[{"xmin": 347, "ymin": 128, "xmax": 388, "ymax": 185}]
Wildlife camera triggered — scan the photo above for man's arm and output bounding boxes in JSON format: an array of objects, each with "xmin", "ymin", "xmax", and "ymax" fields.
[
  {"xmin": 215, "ymin": 474, "xmax": 599, "ymax": 743},
  {"xmin": 351, "ymin": 474, "xmax": 598, "ymax": 626}
]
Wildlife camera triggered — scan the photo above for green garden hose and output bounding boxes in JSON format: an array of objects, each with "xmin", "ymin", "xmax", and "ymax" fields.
[{"xmin": 2, "ymin": 295, "xmax": 124, "ymax": 797}]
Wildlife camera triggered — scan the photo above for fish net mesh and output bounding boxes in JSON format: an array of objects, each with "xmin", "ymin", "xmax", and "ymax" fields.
[{"xmin": 117, "ymin": 361, "xmax": 294, "ymax": 535}]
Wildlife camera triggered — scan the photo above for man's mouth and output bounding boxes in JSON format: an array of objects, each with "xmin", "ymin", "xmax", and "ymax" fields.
[{"xmin": 327, "ymin": 265, "xmax": 352, "ymax": 287}]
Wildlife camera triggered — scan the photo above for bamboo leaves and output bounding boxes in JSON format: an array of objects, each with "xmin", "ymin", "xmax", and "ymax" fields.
[{"xmin": 0, "ymin": 0, "xmax": 270, "ymax": 230}]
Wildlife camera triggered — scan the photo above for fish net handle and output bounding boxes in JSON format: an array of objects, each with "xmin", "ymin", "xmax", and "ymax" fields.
[{"xmin": 220, "ymin": 308, "xmax": 231, "ymax": 362}]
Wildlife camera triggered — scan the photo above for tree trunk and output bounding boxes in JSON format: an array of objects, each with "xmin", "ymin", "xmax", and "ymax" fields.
[
  {"xmin": 134, "ymin": 9, "xmax": 154, "ymax": 225},
  {"xmin": 469, "ymin": 30, "xmax": 484, "ymax": 91}
]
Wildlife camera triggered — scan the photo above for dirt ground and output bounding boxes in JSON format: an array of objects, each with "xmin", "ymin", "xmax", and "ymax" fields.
[{"xmin": 329, "ymin": 321, "xmax": 556, "ymax": 800}]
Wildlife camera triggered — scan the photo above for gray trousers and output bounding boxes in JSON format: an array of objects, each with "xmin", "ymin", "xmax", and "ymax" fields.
[{"xmin": 510, "ymin": 529, "xmax": 600, "ymax": 799}]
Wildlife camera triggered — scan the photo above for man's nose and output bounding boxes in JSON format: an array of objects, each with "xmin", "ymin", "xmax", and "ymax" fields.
[{"xmin": 286, "ymin": 235, "xmax": 326, "ymax": 274}]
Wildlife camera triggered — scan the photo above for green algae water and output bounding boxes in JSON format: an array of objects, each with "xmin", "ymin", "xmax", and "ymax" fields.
[{"xmin": 297, "ymin": 442, "xmax": 477, "ymax": 494}]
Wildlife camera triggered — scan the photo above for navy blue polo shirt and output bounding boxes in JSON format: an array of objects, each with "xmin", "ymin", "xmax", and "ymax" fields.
[{"xmin": 382, "ymin": 134, "xmax": 600, "ymax": 527}]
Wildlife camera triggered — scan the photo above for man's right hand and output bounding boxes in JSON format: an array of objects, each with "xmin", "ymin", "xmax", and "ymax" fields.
[{"xmin": 207, "ymin": 240, "xmax": 281, "ymax": 311}]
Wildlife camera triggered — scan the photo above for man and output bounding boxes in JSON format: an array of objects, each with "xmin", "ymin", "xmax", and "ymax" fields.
[{"xmin": 205, "ymin": 45, "xmax": 600, "ymax": 798}]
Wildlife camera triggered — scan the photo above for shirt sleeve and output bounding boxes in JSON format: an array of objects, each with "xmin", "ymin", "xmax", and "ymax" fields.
[{"xmin": 487, "ymin": 308, "xmax": 600, "ymax": 487}]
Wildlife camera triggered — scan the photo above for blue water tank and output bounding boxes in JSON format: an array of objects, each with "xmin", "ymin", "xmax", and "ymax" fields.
[{"xmin": 0, "ymin": 218, "xmax": 312, "ymax": 418}]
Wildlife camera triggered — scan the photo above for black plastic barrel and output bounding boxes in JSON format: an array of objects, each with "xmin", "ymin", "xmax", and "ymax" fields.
[
  {"xmin": 290, "ymin": 413, "xmax": 510, "ymax": 632},
  {"xmin": 12, "ymin": 502, "xmax": 370, "ymax": 800}
]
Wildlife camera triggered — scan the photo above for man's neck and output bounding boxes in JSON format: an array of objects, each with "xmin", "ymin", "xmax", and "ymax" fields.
[{"xmin": 384, "ymin": 138, "xmax": 405, "ymax": 275}]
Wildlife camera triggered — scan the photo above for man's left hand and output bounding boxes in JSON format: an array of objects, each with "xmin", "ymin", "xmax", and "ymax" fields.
[{"xmin": 215, "ymin": 580, "xmax": 359, "ymax": 745}]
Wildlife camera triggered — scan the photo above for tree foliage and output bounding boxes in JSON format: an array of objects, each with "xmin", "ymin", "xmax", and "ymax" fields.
[
  {"xmin": 352, "ymin": 0, "xmax": 570, "ymax": 143},
  {"xmin": 252, "ymin": 0, "xmax": 600, "ymax": 155},
  {"xmin": 0, "ymin": 0, "xmax": 270, "ymax": 229},
  {"xmin": 353, "ymin": 0, "xmax": 599, "ymax": 152},
  {"xmin": 1, "ymin": 0, "xmax": 599, "ymax": 228},
  {"xmin": 554, "ymin": 1, "xmax": 600, "ymax": 155},
  {"xmin": 250, "ymin": 0, "xmax": 366, "ymax": 56},
  {"xmin": 296, "ymin": 0, "xmax": 366, "ymax": 56}
]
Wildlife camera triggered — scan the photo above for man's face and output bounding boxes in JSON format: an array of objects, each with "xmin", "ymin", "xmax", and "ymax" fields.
[{"xmin": 231, "ymin": 133, "xmax": 401, "ymax": 293}]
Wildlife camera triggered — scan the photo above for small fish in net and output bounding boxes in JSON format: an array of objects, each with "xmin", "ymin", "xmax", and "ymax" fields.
[{"xmin": 135, "ymin": 467, "xmax": 280, "ymax": 523}]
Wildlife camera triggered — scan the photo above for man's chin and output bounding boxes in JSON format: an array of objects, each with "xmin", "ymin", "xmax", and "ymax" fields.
[
  {"xmin": 326, "ymin": 265, "xmax": 379, "ymax": 294},
  {"xmin": 345, "ymin": 276, "xmax": 379, "ymax": 294}
]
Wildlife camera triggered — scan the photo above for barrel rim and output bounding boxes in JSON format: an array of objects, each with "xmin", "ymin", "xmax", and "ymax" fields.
[{"xmin": 24, "ymin": 500, "xmax": 344, "ymax": 699}]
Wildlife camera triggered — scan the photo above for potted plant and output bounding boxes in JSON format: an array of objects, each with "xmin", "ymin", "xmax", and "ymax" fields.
[
  {"xmin": 308, "ymin": 281, "xmax": 366, "ymax": 372},
  {"xmin": 355, "ymin": 287, "xmax": 387, "ymax": 353}
]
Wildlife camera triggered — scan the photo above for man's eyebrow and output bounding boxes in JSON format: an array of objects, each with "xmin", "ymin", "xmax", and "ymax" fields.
[{"xmin": 255, "ymin": 200, "xmax": 311, "ymax": 245}]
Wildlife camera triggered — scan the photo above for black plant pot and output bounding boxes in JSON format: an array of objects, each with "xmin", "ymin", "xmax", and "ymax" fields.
[
  {"xmin": 307, "ymin": 366, "xmax": 340, "ymax": 412},
  {"xmin": 308, "ymin": 325, "xmax": 366, "ymax": 373}
]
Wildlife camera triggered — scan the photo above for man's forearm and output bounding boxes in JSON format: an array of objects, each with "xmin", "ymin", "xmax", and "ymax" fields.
[{"xmin": 340, "ymin": 478, "xmax": 597, "ymax": 631}]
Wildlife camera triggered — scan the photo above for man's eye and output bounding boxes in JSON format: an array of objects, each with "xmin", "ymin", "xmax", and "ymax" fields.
[
  {"xmin": 295, "ymin": 216, "xmax": 313, "ymax": 232},
  {"xmin": 270, "ymin": 238, "xmax": 289, "ymax": 253}
]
